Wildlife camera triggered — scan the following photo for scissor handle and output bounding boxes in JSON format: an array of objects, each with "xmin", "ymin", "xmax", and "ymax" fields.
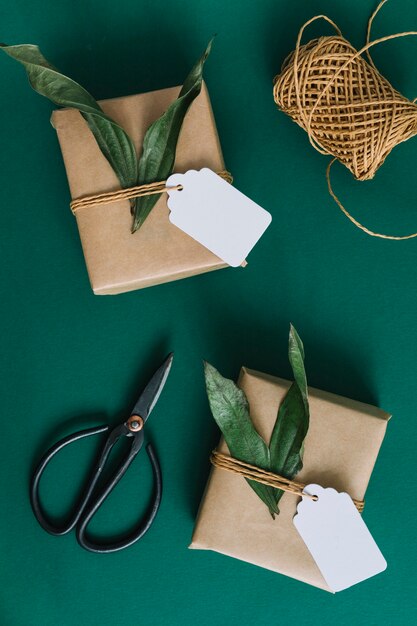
[
  {"xmin": 30, "ymin": 424, "xmax": 110, "ymax": 536},
  {"xmin": 30, "ymin": 424, "xmax": 163, "ymax": 552},
  {"xmin": 76, "ymin": 442, "xmax": 162, "ymax": 553}
]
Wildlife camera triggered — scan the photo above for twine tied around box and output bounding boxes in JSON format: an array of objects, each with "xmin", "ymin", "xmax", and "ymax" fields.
[
  {"xmin": 69, "ymin": 168, "xmax": 250, "ymax": 267},
  {"xmin": 210, "ymin": 450, "xmax": 365, "ymax": 512},
  {"xmin": 273, "ymin": 0, "xmax": 417, "ymax": 240},
  {"xmin": 70, "ymin": 170, "xmax": 233, "ymax": 214}
]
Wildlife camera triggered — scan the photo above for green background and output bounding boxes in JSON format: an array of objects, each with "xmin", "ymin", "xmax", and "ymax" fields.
[{"xmin": 0, "ymin": 0, "xmax": 416, "ymax": 624}]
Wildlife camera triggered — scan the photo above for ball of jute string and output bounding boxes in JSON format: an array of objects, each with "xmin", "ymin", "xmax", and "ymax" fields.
[{"xmin": 273, "ymin": 0, "xmax": 417, "ymax": 240}]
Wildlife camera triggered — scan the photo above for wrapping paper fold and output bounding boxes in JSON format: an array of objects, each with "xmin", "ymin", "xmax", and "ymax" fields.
[
  {"xmin": 51, "ymin": 83, "xmax": 227, "ymax": 294},
  {"xmin": 190, "ymin": 367, "xmax": 390, "ymax": 591}
]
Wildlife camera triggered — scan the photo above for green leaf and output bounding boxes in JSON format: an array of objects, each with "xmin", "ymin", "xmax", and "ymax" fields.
[
  {"xmin": 0, "ymin": 44, "xmax": 138, "ymax": 190},
  {"xmin": 204, "ymin": 362, "xmax": 279, "ymax": 517},
  {"xmin": 269, "ymin": 325, "xmax": 310, "ymax": 510},
  {"xmin": 204, "ymin": 326, "xmax": 310, "ymax": 519},
  {"xmin": 288, "ymin": 323, "xmax": 308, "ymax": 413},
  {"xmin": 132, "ymin": 38, "xmax": 213, "ymax": 232}
]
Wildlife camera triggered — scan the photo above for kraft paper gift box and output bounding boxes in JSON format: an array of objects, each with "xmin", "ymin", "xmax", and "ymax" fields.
[
  {"xmin": 51, "ymin": 83, "xmax": 227, "ymax": 295},
  {"xmin": 190, "ymin": 367, "xmax": 390, "ymax": 591}
]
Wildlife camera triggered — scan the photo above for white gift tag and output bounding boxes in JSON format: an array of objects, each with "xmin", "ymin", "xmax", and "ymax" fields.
[
  {"xmin": 293, "ymin": 484, "xmax": 387, "ymax": 592},
  {"xmin": 166, "ymin": 168, "xmax": 272, "ymax": 267}
]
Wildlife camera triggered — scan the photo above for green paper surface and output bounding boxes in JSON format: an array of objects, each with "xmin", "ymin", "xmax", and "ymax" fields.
[{"xmin": 0, "ymin": 0, "xmax": 416, "ymax": 624}]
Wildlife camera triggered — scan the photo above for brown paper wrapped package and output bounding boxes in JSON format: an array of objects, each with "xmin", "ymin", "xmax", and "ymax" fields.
[
  {"xmin": 51, "ymin": 83, "xmax": 226, "ymax": 294},
  {"xmin": 190, "ymin": 367, "xmax": 390, "ymax": 591}
]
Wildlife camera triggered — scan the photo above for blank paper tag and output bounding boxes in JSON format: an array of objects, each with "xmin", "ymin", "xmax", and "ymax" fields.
[
  {"xmin": 293, "ymin": 484, "xmax": 387, "ymax": 592},
  {"xmin": 166, "ymin": 168, "xmax": 272, "ymax": 267}
]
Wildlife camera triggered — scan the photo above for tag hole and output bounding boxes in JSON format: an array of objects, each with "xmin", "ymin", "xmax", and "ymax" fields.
[
  {"xmin": 177, "ymin": 185, "xmax": 183, "ymax": 192},
  {"xmin": 312, "ymin": 495, "xmax": 319, "ymax": 501}
]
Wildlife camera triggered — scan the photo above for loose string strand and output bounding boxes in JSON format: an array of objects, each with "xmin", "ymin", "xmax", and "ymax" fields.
[
  {"xmin": 326, "ymin": 159, "xmax": 417, "ymax": 239},
  {"xmin": 366, "ymin": 0, "xmax": 388, "ymax": 68}
]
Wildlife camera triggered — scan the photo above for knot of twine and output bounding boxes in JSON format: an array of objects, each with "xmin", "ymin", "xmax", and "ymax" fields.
[
  {"xmin": 210, "ymin": 450, "xmax": 365, "ymax": 513},
  {"xmin": 70, "ymin": 170, "xmax": 233, "ymax": 214},
  {"xmin": 273, "ymin": 0, "xmax": 417, "ymax": 240}
]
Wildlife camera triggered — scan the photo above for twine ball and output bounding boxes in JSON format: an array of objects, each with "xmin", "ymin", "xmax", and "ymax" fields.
[
  {"xmin": 272, "ymin": 2, "xmax": 417, "ymax": 239},
  {"xmin": 273, "ymin": 31, "xmax": 417, "ymax": 182}
]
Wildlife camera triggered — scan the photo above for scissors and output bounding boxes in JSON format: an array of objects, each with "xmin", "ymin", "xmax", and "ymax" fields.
[{"xmin": 30, "ymin": 353, "xmax": 173, "ymax": 553}]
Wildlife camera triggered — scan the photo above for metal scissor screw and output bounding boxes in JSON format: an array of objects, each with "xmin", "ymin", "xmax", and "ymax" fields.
[{"xmin": 127, "ymin": 415, "xmax": 144, "ymax": 432}]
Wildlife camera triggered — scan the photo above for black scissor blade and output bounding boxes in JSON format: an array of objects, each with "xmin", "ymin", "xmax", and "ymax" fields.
[{"xmin": 131, "ymin": 353, "xmax": 174, "ymax": 421}]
